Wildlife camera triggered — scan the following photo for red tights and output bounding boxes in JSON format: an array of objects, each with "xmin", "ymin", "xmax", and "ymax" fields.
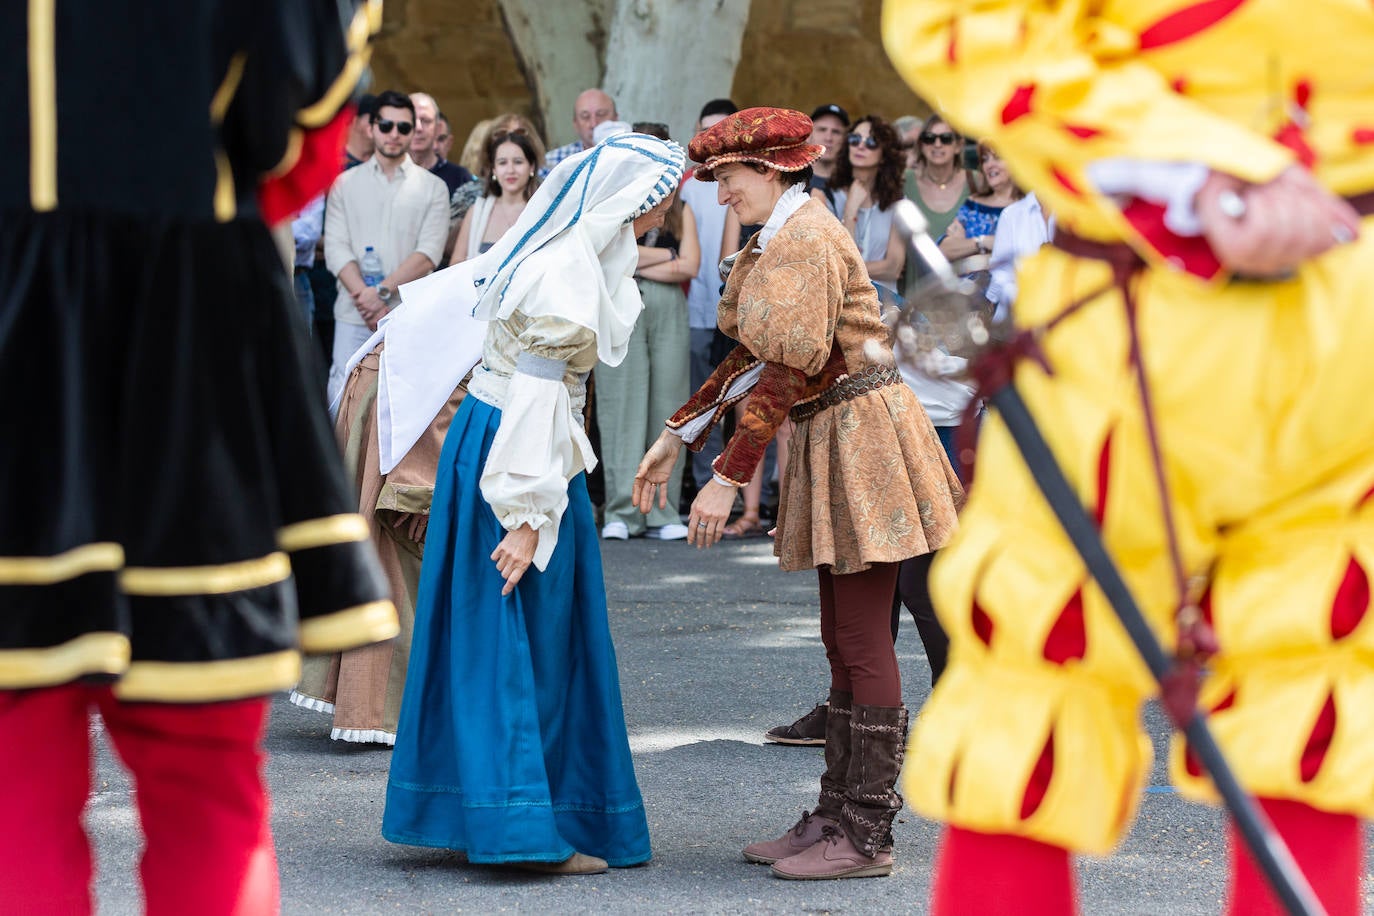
[
  {"xmin": 819, "ymin": 562, "xmax": 902, "ymax": 706},
  {"xmin": 931, "ymin": 798, "xmax": 1361, "ymax": 915},
  {"xmin": 0, "ymin": 685, "xmax": 279, "ymax": 916}
]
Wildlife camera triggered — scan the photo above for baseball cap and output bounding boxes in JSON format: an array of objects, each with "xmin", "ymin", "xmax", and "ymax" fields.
[{"xmin": 809, "ymin": 103, "xmax": 849, "ymax": 126}]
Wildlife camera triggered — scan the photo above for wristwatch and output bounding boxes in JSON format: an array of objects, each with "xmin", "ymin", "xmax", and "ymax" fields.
[{"xmin": 377, "ymin": 284, "xmax": 394, "ymax": 303}]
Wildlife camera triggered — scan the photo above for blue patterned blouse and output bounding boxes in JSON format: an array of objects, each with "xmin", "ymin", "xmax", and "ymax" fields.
[{"xmin": 944, "ymin": 199, "xmax": 1006, "ymax": 242}]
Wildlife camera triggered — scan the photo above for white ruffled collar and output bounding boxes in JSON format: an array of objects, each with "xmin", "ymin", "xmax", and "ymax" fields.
[{"xmin": 756, "ymin": 183, "xmax": 811, "ymax": 251}]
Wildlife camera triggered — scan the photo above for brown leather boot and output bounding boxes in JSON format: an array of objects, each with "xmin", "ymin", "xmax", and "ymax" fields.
[
  {"xmin": 770, "ymin": 703, "xmax": 907, "ymax": 880},
  {"xmin": 814, "ymin": 690, "xmax": 853, "ymax": 821},
  {"xmin": 841, "ymin": 704, "xmax": 908, "ymax": 858},
  {"xmin": 742, "ymin": 690, "xmax": 852, "ymax": 864}
]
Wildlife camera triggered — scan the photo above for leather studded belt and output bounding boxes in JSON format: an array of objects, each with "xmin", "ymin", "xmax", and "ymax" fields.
[{"xmin": 789, "ymin": 364, "xmax": 903, "ymax": 423}]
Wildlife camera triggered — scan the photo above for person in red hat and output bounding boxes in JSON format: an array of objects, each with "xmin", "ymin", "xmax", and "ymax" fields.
[{"xmin": 634, "ymin": 107, "xmax": 964, "ymax": 880}]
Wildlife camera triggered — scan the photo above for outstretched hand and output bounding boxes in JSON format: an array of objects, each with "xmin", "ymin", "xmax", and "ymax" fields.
[
  {"xmin": 633, "ymin": 431, "xmax": 684, "ymax": 514},
  {"xmin": 1195, "ymin": 166, "xmax": 1360, "ymax": 277}
]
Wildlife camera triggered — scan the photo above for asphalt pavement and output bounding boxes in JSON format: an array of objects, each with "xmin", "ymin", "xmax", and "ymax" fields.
[{"xmin": 89, "ymin": 537, "xmax": 1373, "ymax": 914}]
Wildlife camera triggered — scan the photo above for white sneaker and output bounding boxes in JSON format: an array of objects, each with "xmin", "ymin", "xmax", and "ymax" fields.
[
  {"xmin": 645, "ymin": 523, "xmax": 689, "ymax": 540},
  {"xmin": 601, "ymin": 521, "xmax": 630, "ymax": 540}
]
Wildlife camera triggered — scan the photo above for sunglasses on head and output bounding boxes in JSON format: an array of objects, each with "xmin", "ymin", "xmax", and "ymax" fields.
[
  {"xmin": 921, "ymin": 131, "xmax": 958, "ymax": 146},
  {"xmin": 490, "ymin": 127, "xmax": 527, "ymax": 145},
  {"xmin": 375, "ymin": 119, "xmax": 413, "ymax": 135},
  {"xmin": 847, "ymin": 133, "xmax": 880, "ymax": 150}
]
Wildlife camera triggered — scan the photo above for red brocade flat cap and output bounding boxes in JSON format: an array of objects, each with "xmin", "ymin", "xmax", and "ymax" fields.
[{"xmin": 688, "ymin": 107, "xmax": 824, "ymax": 181}]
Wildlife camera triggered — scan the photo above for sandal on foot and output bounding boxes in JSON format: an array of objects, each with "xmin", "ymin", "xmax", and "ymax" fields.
[{"xmin": 722, "ymin": 514, "xmax": 764, "ymax": 539}]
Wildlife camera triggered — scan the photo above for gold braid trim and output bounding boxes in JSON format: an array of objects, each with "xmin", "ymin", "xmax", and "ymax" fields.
[
  {"xmin": 114, "ymin": 650, "xmax": 300, "ymax": 703},
  {"xmin": 277, "ymin": 514, "xmax": 370, "ymax": 552},
  {"xmin": 0, "ymin": 632, "xmax": 131, "ymax": 689},
  {"xmin": 299, "ymin": 600, "xmax": 399, "ymax": 654},
  {"xmin": 119, "ymin": 553, "xmax": 291, "ymax": 596},
  {"xmin": 0, "ymin": 543, "xmax": 124, "ymax": 585},
  {"xmin": 27, "ymin": 0, "xmax": 58, "ymax": 210},
  {"xmin": 296, "ymin": 0, "xmax": 382, "ymax": 129}
]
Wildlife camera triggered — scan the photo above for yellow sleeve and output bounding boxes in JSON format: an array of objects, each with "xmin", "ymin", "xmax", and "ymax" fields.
[{"xmin": 881, "ymin": 0, "xmax": 1294, "ymax": 254}]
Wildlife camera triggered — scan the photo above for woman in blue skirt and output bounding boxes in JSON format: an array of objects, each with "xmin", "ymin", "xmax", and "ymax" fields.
[{"xmin": 379, "ymin": 132, "xmax": 685, "ymax": 874}]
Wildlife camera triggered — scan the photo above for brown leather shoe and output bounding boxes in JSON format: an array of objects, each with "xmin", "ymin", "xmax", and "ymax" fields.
[
  {"xmin": 770, "ymin": 826, "xmax": 893, "ymax": 880},
  {"xmin": 511, "ymin": 852, "xmax": 609, "ymax": 875},
  {"xmin": 764, "ymin": 701, "xmax": 828, "ymax": 746},
  {"xmin": 742, "ymin": 810, "xmax": 839, "ymax": 864}
]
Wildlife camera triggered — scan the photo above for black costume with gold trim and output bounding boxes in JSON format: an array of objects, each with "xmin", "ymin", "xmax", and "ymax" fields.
[{"xmin": 0, "ymin": 0, "xmax": 397, "ymax": 702}]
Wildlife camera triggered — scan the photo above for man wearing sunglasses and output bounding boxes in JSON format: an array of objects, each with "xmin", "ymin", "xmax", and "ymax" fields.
[{"xmin": 324, "ymin": 90, "xmax": 451, "ymax": 403}]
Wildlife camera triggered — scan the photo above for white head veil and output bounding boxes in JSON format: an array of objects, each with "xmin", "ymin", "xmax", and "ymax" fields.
[
  {"xmin": 355, "ymin": 132, "xmax": 685, "ymax": 473},
  {"xmin": 469, "ymin": 131, "xmax": 685, "ymax": 365}
]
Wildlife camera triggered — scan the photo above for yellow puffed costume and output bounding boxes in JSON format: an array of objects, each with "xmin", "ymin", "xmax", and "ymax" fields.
[{"xmin": 882, "ymin": 0, "xmax": 1374, "ymax": 910}]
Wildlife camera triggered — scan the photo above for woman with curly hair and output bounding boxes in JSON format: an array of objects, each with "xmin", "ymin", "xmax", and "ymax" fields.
[{"xmin": 823, "ymin": 114, "xmax": 908, "ymax": 293}]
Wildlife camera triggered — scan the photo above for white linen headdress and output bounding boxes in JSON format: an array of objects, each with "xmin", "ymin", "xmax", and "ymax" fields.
[{"xmin": 351, "ymin": 132, "xmax": 685, "ymax": 474}]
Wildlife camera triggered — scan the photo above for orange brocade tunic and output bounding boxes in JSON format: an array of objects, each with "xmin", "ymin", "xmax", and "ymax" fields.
[{"xmin": 667, "ymin": 199, "xmax": 963, "ymax": 574}]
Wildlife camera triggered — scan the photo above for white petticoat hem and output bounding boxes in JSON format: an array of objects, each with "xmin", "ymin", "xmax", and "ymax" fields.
[
  {"xmin": 288, "ymin": 690, "xmax": 335, "ymax": 715},
  {"xmin": 331, "ymin": 727, "xmax": 396, "ymax": 746}
]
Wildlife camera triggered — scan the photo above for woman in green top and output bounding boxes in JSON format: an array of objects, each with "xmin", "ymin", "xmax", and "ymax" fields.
[{"xmin": 903, "ymin": 115, "xmax": 971, "ymax": 237}]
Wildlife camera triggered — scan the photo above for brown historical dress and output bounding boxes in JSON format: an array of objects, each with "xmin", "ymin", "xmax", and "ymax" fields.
[
  {"xmin": 668, "ymin": 198, "xmax": 962, "ymax": 574},
  {"xmin": 292, "ymin": 346, "xmax": 466, "ymax": 743}
]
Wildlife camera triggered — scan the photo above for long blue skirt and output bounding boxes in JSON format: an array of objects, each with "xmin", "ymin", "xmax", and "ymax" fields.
[{"xmin": 382, "ymin": 396, "xmax": 652, "ymax": 866}]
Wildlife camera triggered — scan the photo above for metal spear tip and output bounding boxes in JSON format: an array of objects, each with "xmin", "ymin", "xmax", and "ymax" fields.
[
  {"xmin": 891, "ymin": 199, "xmax": 929, "ymax": 240},
  {"xmin": 893, "ymin": 199, "xmax": 960, "ymax": 290}
]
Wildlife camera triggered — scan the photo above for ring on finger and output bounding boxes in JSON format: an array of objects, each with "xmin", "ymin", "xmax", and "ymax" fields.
[{"xmin": 1217, "ymin": 189, "xmax": 1247, "ymax": 220}]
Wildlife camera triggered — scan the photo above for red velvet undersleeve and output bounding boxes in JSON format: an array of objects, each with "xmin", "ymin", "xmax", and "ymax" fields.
[
  {"xmin": 711, "ymin": 360, "xmax": 809, "ymax": 485},
  {"xmin": 664, "ymin": 343, "xmax": 760, "ymax": 452}
]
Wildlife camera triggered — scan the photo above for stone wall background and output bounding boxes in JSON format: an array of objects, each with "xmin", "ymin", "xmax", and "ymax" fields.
[
  {"xmin": 368, "ymin": 0, "xmax": 535, "ymax": 147},
  {"xmin": 368, "ymin": 0, "xmax": 929, "ymax": 153},
  {"xmin": 731, "ymin": 0, "xmax": 929, "ymax": 124}
]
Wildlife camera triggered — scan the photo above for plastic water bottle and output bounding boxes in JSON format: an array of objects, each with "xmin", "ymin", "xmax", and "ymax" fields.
[{"xmin": 360, "ymin": 246, "xmax": 384, "ymax": 288}]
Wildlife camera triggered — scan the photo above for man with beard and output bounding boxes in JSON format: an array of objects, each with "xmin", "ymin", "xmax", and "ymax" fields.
[{"xmin": 324, "ymin": 90, "xmax": 450, "ymax": 403}]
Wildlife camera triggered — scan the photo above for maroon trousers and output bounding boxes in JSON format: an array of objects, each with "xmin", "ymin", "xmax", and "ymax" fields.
[
  {"xmin": 818, "ymin": 562, "xmax": 903, "ymax": 706},
  {"xmin": 0, "ymin": 685, "xmax": 279, "ymax": 915}
]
